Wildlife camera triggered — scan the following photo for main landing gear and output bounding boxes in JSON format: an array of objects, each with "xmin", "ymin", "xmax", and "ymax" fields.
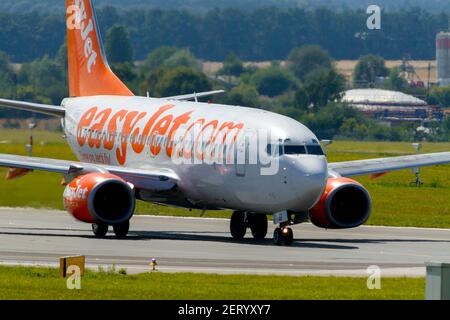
[
  {"xmin": 92, "ymin": 220, "xmax": 130, "ymax": 238},
  {"xmin": 230, "ymin": 211, "xmax": 268, "ymax": 241}
]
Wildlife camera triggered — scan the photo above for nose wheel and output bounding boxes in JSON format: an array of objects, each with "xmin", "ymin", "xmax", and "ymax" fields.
[{"xmin": 273, "ymin": 227, "xmax": 294, "ymax": 246}]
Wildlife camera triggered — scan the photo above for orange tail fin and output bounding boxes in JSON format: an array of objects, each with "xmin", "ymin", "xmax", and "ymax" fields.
[{"xmin": 65, "ymin": 0, "xmax": 134, "ymax": 97}]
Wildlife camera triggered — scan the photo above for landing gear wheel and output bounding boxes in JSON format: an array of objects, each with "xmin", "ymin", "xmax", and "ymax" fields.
[
  {"xmin": 273, "ymin": 227, "xmax": 294, "ymax": 246},
  {"xmin": 113, "ymin": 221, "xmax": 130, "ymax": 238},
  {"xmin": 230, "ymin": 211, "xmax": 247, "ymax": 240},
  {"xmin": 248, "ymin": 214, "xmax": 268, "ymax": 240},
  {"xmin": 92, "ymin": 223, "xmax": 108, "ymax": 238},
  {"xmin": 283, "ymin": 228, "xmax": 294, "ymax": 246},
  {"xmin": 273, "ymin": 228, "xmax": 283, "ymax": 246}
]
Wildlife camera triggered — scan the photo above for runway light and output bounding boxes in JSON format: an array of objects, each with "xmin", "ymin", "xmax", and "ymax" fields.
[{"xmin": 150, "ymin": 258, "xmax": 158, "ymax": 272}]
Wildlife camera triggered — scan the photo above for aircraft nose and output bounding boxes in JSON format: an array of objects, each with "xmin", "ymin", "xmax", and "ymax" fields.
[{"xmin": 287, "ymin": 155, "xmax": 328, "ymax": 209}]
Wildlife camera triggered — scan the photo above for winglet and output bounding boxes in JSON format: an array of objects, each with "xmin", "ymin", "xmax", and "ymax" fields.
[{"xmin": 66, "ymin": 0, "xmax": 134, "ymax": 97}]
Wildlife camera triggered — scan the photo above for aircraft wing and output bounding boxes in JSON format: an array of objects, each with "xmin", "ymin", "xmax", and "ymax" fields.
[
  {"xmin": 0, "ymin": 153, "xmax": 178, "ymax": 192},
  {"xmin": 0, "ymin": 98, "xmax": 65, "ymax": 117},
  {"xmin": 164, "ymin": 90, "xmax": 225, "ymax": 101},
  {"xmin": 329, "ymin": 152, "xmax": 450, "ymax": 177}
]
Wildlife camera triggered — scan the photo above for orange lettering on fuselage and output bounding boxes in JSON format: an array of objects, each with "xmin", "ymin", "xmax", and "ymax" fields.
[
  {"xmin": 195, "ymin": 120, "xmax": 218, "ymax": 161},
  {"xmin": 131, "ymin": 104, "xmax": 175, "ymax": 154},
  {"xmin": 116, "ymin": 111, "xmax": 147, "ymax": 165},
  {"xmin": 180, "ymin": 119, "xmax": 205, "ymax": 160},
  {"xmin": 77, "ymin": 106, "xmax": 98, "ymax": 146},
  {"xmin": 88, "ymin": 108, "xmax": 112, "ymax": 148},
  {"xmin": 76, "ymin": 104, "xmax": 245, "ymax": 165},
  {"xmin": 150, "ymin": 115, "xmax": 173, "ymax": 156},
  {"xmin": 104, "ymin": 109, "xmax": 127, "ymax": 150},
  {"xmin": 165, "ymin": 111, "xmax": 193, "ymax": 157}
]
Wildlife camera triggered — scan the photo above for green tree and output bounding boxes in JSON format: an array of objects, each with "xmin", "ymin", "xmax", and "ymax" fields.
[
  {"xmin": 428, "ymin": 85, "xmax": 450, "ymax": 107},
  {"xmin": 222, "ymin": 84, "xmax": 259, "ymax": 108},
  {"xmin": 154, "ymin": 67, "xmax": 211, "ymax": 97},
  {"xmin": 105, "ymin": 25, "xmax": 133, "ymax": 64},
  {"xmin": 287, "ymin": 46, "xmax": 333, "ymax": 81},
  {"xmin": 0, "ymin": 51, "xmax": 16, "ymax": 98},
  {"xmin": 301, "ymin": 69, "xmax": 346, "ymax": 112},
  {"xmin": 142, "ymin": 46, "xmax": 179, "ymax": 72},
  {"xmin": 294, "ymin": 86, "xmax": 310, "ymax": 112},
  {"xmin": 354, "ymin": 55, "xmax": 389, "ymax": 87},
  {"xmin": 385, "ymin": 67, "xmax": 407, "ymax": 91},
  {"xmin": 218, "ymin": 53, "xmax": 245, "ymax": 77},
  {"xmin": 111, "ymin": 62, "xmax": 138, "ymax": 92},
  {"xmin": 251, "ymin": 66, "xmax": 297, "ymax": 97},
  {"xmin": 17, "ymin": 55, "xmax": 66, "ymax": 104},
  {"xmin": 339, "ymin": 118, "xmax": 369, "ymax": 140},
  {"xmin": 162, "ymin": 49, "xmax": 201, "ymax": 71}
]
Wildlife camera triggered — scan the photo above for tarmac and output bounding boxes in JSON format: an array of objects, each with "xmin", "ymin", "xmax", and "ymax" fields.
[{"xmin": 1, "ymin": 207, "xmax": 450, "ymax": 277}]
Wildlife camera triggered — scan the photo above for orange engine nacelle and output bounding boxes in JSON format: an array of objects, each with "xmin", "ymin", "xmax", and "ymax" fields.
[
  {"xmin": 63, "ymin": 173, "xmax": 135, "ymax": 225},
  {"xmin": 309, "ymin": 178, "xmax": 372, "ymax": 229}
]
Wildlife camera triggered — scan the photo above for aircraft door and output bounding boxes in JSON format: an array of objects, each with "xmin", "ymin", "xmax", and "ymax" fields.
[{"xmin": 235, "ymin": 137, "xmax": 248, "ymax": 177}]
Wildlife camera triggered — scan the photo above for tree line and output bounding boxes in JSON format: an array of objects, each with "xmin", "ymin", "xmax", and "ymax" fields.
[
  {"xmin": 1, "ymin": 33, "xmax": 449, "ymax": 142},
  {"xmin": 2, "ymin": 0, "xmax": 450, "ymax": 14},
  {"xmin": 0, "ymin": 6, "xmax": 449, "ymax": 63}
]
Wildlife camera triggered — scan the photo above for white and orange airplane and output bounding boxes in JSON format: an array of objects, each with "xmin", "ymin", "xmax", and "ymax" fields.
[{"xmin": 1, "ymin": 0, "xmax": 449, "ymax": 245}]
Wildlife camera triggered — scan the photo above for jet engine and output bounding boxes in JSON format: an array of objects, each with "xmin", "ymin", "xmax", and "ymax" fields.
[
  {"xmin": 309, "ymin": 177, "xmax": 371, "ymax": 229},
  {"xmin": 63, "ymin": 173, "xmax": 135, "ymax": 225}
]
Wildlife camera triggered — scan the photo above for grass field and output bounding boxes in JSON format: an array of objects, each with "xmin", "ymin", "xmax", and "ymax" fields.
[
  {"xmin": 0, "ymin": 129, "xmax": 449, "ymax": 227},
  {"xmin": 0, "ymin": 265, "xmax": 425, "ymax": 300}
]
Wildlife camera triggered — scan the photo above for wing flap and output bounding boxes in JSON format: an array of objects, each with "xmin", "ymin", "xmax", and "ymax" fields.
[
  {"xmin": 164, "ymin": 90, "xmax": 225, "ymax": 101},
  {"xmin": 329, "ymin": 152, "xmax": 450, "ymax": 177},
  {"xmin": 0, "ymin": 153, "xmax": 178, "ymax": 192}
]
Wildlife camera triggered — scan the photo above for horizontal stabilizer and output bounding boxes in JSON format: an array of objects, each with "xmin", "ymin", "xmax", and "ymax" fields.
[{"xmin": 0, "ymin": 98, "xmax": 65, "ymax": 117}]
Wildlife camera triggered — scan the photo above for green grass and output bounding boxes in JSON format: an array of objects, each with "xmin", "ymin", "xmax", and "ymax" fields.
[
  {"xmin": 0, "ymin": 265, "xmax": 425, "ymax": 300},
  {"xmin": 0, "ymin": 129, "xmax": 449, "ymax": 226}
]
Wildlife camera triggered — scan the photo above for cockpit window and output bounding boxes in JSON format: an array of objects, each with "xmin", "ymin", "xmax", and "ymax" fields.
[
  {"xmin": 284, "ymin": 145, "xmax": 307, "ymax": 155},
  {"xmin": 267, "ymin": 144, "xmax": 324, "ymax": 156},
  {"xmin": 266, "ymin": 144, "xmax": 283, "ymax": 155},
  {"xmin": 306, "ymin": 145, "xmax": 324, "ymax": 155}
]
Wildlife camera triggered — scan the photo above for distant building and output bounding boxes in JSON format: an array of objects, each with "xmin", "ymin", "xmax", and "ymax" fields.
[
  {"xmin": 342, "ymin": 89, "xmax": 443, "ymax": 123},
  {"xmin": 437, "ymin": 32, "xmax": 450, "ymax": 86}
]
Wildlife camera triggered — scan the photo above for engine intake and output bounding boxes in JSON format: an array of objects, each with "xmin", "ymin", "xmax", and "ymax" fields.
[
  {"xmin": 63, "ymin": 173, "xmax": 135, "ymax": 225},
  {"xmin": 309, "ymin": 178, "xmax": 371, "ymax": 229}
]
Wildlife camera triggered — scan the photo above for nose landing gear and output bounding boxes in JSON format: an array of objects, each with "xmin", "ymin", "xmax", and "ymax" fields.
[{"xmin": 273, "ymin": 226, "xmax": 294, "ymax": 246}]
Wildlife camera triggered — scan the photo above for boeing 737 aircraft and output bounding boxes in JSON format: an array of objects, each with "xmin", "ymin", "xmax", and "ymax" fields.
[{"xmin": 1, "ymin": 0, "xmax": 449, "ymax": 245}]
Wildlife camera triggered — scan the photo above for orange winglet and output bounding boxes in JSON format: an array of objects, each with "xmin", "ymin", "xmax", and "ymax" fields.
[
  {"xmin": 66, "ymin": 0, "xmax": 134, "ymax": 97},
  {"xmin": 6, "ymin": 168, "xmax": 32, "ymax": 180}
]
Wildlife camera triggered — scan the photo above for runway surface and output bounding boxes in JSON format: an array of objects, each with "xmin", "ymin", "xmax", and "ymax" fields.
[{"xmin": 1, "ymin": 207, "xmax": 450, "ymax": 277}]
